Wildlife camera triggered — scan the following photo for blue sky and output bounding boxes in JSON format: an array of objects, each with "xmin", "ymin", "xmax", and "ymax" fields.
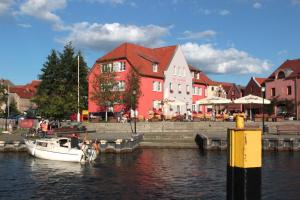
[{"xmin": 1, "ymin": 0, "xmax": 300, "ymax": 86}]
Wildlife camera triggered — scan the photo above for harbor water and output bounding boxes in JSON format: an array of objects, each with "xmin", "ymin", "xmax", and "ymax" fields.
[{"xmin": 0, "ymin": 149, "xmax": 299, "ymax": 200}]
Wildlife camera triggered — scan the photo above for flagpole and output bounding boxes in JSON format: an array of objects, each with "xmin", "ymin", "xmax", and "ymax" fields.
[{"xmin": 77, "ymin": 55, "xmax": 80, "ymax": 122}]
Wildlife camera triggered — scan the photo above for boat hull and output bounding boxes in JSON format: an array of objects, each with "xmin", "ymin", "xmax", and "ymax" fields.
[{"xmin": 25, "ymin": 139, "xmax": 96, "ymax": 162}]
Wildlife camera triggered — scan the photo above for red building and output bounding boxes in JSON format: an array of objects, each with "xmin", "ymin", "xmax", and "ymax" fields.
[
  {"xmin": 88, "ymin": 43, "xmax": 209, "ymax": 120},
  {"xmin": 265, "ymin": 59, "xmax": 300, "ymax": 119}
]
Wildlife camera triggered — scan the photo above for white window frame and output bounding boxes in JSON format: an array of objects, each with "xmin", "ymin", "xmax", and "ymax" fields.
[
  {"xmin": 152, "ymin": 63, "xmax": 158, "ymax": 72},
  {"xmin": 153, "ymin": 81, "xmax": 162, "ymax": 92},
  {"xmin": 199, "ymin": 87, "xmax": 202, "ymax": 96},
  {"xmin": 120, "ymin": 62, "xmax": 126, "ymax": 71}
]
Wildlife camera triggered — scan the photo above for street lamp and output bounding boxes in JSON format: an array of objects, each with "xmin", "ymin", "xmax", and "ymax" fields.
[
  {"xmin": 132, "ymin": 90, "xmax": 136, "ymax": 134},
  {"xmin": 261, "ymin": 86, "xmax": 266, "ymax": 134},
  {"xmin": 3, "ymin": 91, "xmax": 9, "ymax": 133}
]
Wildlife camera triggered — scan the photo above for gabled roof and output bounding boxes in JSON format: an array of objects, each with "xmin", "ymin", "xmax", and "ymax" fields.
[
  {"xmin": 189, "ymin": 65, "xmax": 218, "ymax": 85},
  {"xmin": 253, "ymin": 77, "xmax": 266, "ymax": 86},
  {"xmin": 267, "ymin": 59, "xmax": 300, "ymax": 81},
  {"xmin": 95, "ymin": 43, "xmax": 177, "ymax": 78}
]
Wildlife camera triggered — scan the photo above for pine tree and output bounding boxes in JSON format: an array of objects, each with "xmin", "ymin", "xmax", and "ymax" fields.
[{"xmin": 33, "ymin": 43, "xmax": 89, "ymax": 119}]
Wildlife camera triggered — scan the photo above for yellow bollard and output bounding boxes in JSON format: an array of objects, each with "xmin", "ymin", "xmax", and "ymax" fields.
[
  {"xmin": 227, "ymin": 116, "xmax": 262, "ymax": 200},
  {"xmin": 235, "ymin": 115, "xmax": 244, "ymax": 129}
]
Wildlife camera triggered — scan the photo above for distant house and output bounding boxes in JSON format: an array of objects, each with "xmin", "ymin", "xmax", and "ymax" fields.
[
  {"xmin": 243, "ymin": 77, "xmax": 267, "ymax": 116},
  {"xmin": 189, "ymin": 66, "xmax": 209, "ymax": 113},
  {"xmin": 218, "ymin": 82, "xmax": 243, "ymax": 113},
  {"xmin": 9, "ymin": 80, "xmax": 40, "ymax": 112},
  {"xmin": 265, "ymin": 59, "xmax": 300, "ymax": 119},
  {"xmin": 88, "ymin": 43, "xmax": 210, "ymax": 120}
]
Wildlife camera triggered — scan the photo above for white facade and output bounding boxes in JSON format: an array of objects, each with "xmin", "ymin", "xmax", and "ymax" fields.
[{"xmin": 163, "ymin": 46, "xmax": 193, "ymax": 117}]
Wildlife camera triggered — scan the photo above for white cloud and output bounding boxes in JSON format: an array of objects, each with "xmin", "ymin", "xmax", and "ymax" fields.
[
  {"xmin": 18, "ymin": 0, "xmax": 66, "ymax": 24},
  {"xmin": 253, "ymin": 2, "xmax": 262, "ymax": 9},
  {"xmin": 181, "ymin": 42, "xmax": 271, "ymax": 74},
  {"xmin": 179, "ymin": 30, "xmax": 217, "ymax": 40},
  {"xmin": 219, "ymin": 9, "xmax": 230, "ymax": 16},
  {"xmin": 85, "ymin": 0, "xmax": 125, "ymax": 4},
  {"xmin": 0, "ymin": 0, "xmax": 13, "ymax": 15},
  {"xmin": 17, "ymin": 23, "xmax": 32, "ymax": 28},
  {"xmin": 199, "ymin": 8, "xmax": 230, "ymax": 16},
  {"xmin": 277, "ymin": 49, "xmax": 288, "ymax": 56},
  {"xmin": 58, "ymin": 22, "xmax": 170, "ymax": 51},
  {"xmin": 291, "ymin": 0, "xmax": 300, "ymax": 5}
]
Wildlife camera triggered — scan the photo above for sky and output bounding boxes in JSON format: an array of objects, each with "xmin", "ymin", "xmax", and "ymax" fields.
[{"xmin": 1, "ymin": 0, "xmax": 300, "ymax": 86}]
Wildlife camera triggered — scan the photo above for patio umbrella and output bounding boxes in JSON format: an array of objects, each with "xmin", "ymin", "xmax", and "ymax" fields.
[
  {"xmin": 196, "ymin": 96, "xmax": 232, "ymax": 105},
  {"xmin": 233, "ymin": 94, "xmax": 271, "ymax": 120},
  {"xmin": 196, "ymin": 97, "xmax": 232, "ymax": 120}
]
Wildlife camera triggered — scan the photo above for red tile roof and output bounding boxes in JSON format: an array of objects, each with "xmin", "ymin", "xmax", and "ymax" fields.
[
  {"xmin": 254, "ymin": 77, "xmax": 266, "ymax": 86},
  {"xmin": 267, "ymin": 59, "xmax": 300, "ymax": 80},
  {"xmin": 10, "ymin": 80, "xmax": 40, "ymax": 99},
  {"xmin": 96, "ymin": 43, "xmax": 177, "ymax": 78}
]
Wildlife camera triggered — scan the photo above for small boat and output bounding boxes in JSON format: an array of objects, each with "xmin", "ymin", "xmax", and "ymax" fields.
[{"xmin": 24, "ymin": 137, "xmax": 98, "ymax": 162}]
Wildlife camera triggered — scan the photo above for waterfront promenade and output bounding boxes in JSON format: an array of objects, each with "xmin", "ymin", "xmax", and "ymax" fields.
[{"xmin": 1, "ymin": 121, "xmax": 300, "ymax": 151}]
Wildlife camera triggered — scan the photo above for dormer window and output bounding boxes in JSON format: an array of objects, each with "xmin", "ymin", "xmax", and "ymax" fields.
[
  {"xmin": 196, "ymin": 73, "xmax": 200, "ymax": 79},
  {"xmin": 191, "ymin": 72, "xmax": 195, "ymax": 78},
  {"xmin": 277, "ymin": 71, "xmax": 285, "ymax": 79},
  {"xmin": 152, "ymin": 63, "xmax": 158, "ymax": 72}
]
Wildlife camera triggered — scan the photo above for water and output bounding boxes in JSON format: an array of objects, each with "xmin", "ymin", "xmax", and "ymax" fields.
[{"xmin": 0, "ymin": 150, "xmax": 299, "ymax": 200}]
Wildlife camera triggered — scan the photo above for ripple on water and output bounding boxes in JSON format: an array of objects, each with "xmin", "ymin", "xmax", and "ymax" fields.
[{"xmin": 0, "ymin": 150, "xmax": 299, "ymax": 199}]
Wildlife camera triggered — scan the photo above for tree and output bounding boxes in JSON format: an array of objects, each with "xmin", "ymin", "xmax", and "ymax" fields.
[
  {"xmin": 123, "ymin": 68, "xmax": 141, "ymax": 112},
  {"xmin": 33, "ymin": 43, "xmax": 89, "ymax": 119},
  {"xmin": 8, "ymin": 99, "xmax": 20, "ymax": 116},
  {"xmin": 91, "ymin": 65, "xmax": 121, "ymax": 122}
]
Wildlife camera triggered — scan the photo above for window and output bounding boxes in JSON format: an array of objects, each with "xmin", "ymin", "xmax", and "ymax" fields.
[
  {"xmin": 177, "ymin": 105, "xmax": 180, "ymax": 113},
  {"xmin": 193, "ymin": 87, "xmax": 196, "ymax": 95},
  {"xmin": 153, "ymin": 81, "xmax": 161, "ymax": 92},
  {"xmin": 191, "ymin": 72, "xmax": 195, "ymax": 78},
  {"xmin": 153, "ymin": 100, "xmax": 161, "ymax": 110},
  {"xmin": 196, "ymin": 73, "xmax": 200, "ymax": 79},
  {"xmin": 118, "ymin": 81, "xmax": 125, "ymax": 91},
  {"xmin": 120, "ymin": 62, "xmax": 126, "ymax": 71},
  {"xmin": 211, "ymin": 87, "xmax": 214, "ymax": 91},
  {"xmin": 287, "ymin": 86, "xmax": 292, "ymax": 95},
  {"xmin": 199, "ymin": 88, "xmax": 202, "ymax": 96},
  {"xmin": 192, "ymin": 104, "xmax": 196, "ymax": 112},
  {"xmin": 183, "ymin": 69, "xmax": 186, "ymax": 77},
  {"xmin": 186, "ymin": 85, "xmax": 190, "ymax": 94},
  {"xmin": 113, "ymin": 62, "xmax": 120, "ymax": 72},
  {"xmin": 173, "ymin": 66, "xmax": 177, "ymax": 75},
  {"xmin": 152, "ymin": 63, "xmax": 158, "ymax": 72},
  {"xmin": 277, "ymin": 71, "xmax": 285, "ymax": 79},
  {"xmin": 178, "ymin": 84, "xmax": 181, "ymax": 94},
  {"xmin": 271, "ymin": 88, "xmax": 276, "ymax": 96},
  {"xmin": 169, "ymin": 82, "xmax": 173, "ymax": 93},
  {"xmin": 196, "ymin": 87, "xmax": 199, "ymax": 95}
]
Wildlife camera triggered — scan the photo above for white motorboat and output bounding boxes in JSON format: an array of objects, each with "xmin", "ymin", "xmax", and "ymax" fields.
[{"xmin": 24, "ymin": 137, "xmax": 98, "ymax": 162}]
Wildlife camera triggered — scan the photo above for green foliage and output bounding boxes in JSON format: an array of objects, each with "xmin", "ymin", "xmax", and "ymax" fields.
[
  {"xmin": 0, "ymin": 83, "xmax": 7, "ymax": 106},
  {"xmin": 33, "ymin": 43, "xmax": 89, "ymax": 119},
  {"xmin": 123, "ymin": 68, "xmax": 141, "ymax": 111},
  {"xmin": 8, "ymin": 99, "xmax": 20, "ymax": 116},
  {"xmin": 91, "ymin": 67, "xmax": 121, "ymax": 109}
]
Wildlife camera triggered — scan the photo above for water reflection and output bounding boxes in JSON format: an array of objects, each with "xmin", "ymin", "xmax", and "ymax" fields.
[{"xmin": 0, "ymin": 150, "xmax": 299, "ymax": 199}]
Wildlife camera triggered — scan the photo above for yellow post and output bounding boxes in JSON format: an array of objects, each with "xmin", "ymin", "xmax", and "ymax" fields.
[
  {"xmin": 227, "ymin": 116, "xmax": 262, "ymax": 200},
  {"xmin": 236, "ymin": 115, "xmax": 244, "ymax": 129}
]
